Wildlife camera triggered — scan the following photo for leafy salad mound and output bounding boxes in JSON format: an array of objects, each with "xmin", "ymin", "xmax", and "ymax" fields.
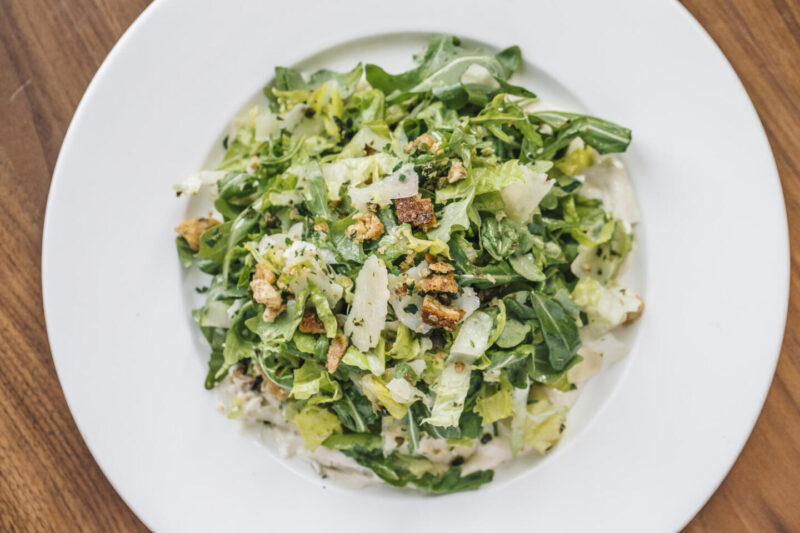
[{"xmin": 174, "ymin": 36, "xmax": 643, "ymax": 494}]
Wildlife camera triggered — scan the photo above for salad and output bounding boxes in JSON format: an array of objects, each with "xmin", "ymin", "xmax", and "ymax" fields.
[{"xmin": 174, "ymin": 36, "xmax": 643, "ymax": 494}]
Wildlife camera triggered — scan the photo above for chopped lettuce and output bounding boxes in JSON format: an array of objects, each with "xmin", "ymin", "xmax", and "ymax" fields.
[
  {"xmin": 293, "ymin": 405, "xmax": 343, "ymax": 450},
  {"xmin": 177, "ymin": 34, "xmax": 640, "ymax": 494}
]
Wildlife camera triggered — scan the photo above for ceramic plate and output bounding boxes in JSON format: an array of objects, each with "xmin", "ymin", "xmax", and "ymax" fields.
[{"xmin": 42, "ymin": 0, "xmax": 789, "ymax": 531}]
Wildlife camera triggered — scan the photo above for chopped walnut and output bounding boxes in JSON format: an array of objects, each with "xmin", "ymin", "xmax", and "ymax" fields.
[
  {"xmin": 454, "ymin": 361, "xmax": 466, "ymax": 373},
  {"xmin": 421, "ymin": 295, "xmax": 465, "ymax": 332},
  {"xmin": 404, "ymin": 133, "xmax": 441, "ymax": 154},
  {"xmin": 326, "ymin": 332, "xmax": 348, "ymax": 373},
  {"xmin": 395, "ymin": 195, "xmax": 436, "ymax": 231},
  {"xmin": 346, "ymin": 212, "xmax": 385, "ymax": 243},
  {"xmin": 447, "ymin": 161, "xmax": 467, "ymax": 183},
  {"xmin": 624, "ymin": 297, "xmax": 645, "ymax": 324},
  {"xmin": 299, "ymin": 306, "xmax": 326, "ymax": 334},
  {"xmin": 174, "ymin": 217, "xmax": 220, "ymax": 251},
  {"xmin": 313, "ymin": 221, "xmax": 330, "ymax": 233},
  {"xmin": 250, "ymin": 263, "xmax": 284, "ymax": 322},
  {"xmin": 417, "ymin": 273, "xmax": 458, "ymax": 294}
]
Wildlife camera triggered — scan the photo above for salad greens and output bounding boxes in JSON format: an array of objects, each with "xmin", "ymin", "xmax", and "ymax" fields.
[{"xmin": 174, "ymin": 36, "xmax": 643, "ymax": 494}]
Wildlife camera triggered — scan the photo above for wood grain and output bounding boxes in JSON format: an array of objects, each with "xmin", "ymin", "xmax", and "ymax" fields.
[{"xmin": 0, "ymin": 0, "xmax": 797, "ymax": 531}]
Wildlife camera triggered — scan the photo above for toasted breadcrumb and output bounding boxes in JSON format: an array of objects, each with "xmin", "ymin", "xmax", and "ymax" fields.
[
  {"xmin": 250, "ymin": 263, "xmax": 284, "ymax": 322},
  {"xmin": 404, "ymin": 133, "xmax": 441, "ymax": 154},
  {"xmin": 174, "ymin": 217, "xmax": 220, "ymax": 251},
  {"xmin": 346, "ymin": 212, "xmax": 385, "ymax": 243},
  {"xmin": 447, "ymin": 161, "xmax": 467, "ymax": 183},
  {"xmin": 428, "ymin": 261, "xmax": 455, "ymax": 274},
  {"xmin": 417, "ymin": 273, "xmax": 458, "ymax": 294},
  {"xmin": 421, "ymin": 295, "xmax": 465, "ymax": 332},
  {"xmin": 395, "ymin": 195, "xmax": 436, "ymax": 231}
]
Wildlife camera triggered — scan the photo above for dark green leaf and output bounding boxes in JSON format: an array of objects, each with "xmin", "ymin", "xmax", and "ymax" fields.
[
  {"xmin": 530, "ymin": 292, "xmax": 581, "ymax": 370},
  {"xmin": 413, "ymin": 467, "xmax": 494, "ymax": 494},
  {"xmin": 175, "ymin": 236, "xmax": 195, "ymax": 268},
  {"xmin": 273, "ymin": 62, "xmax": 363, "ymax": 99}
]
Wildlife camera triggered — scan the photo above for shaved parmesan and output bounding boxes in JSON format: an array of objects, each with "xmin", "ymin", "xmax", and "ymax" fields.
[
  {"xmin": 349, "ymin": 164, "xmax": 419, "ymax": 211},
  {"xmin": 500, "ymin": 166, "xmax": 554, "ymax": 224},
  {"xmin": 345, "ymin": 255, "xmax": 390, "ymax": 352}
]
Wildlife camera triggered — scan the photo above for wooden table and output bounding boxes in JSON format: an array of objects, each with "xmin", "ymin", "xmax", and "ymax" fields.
[{"xmin": 1, "ymin": 1, "xmax": 798, "ymax": 530}]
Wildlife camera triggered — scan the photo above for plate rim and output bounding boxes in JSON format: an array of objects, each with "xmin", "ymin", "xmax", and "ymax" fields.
[{"xmin": 41, "ymin": 0, "xmax": 790, "ymax": 531}]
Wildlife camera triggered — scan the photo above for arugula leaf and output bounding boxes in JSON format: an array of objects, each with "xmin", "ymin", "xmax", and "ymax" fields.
[
  {"xmin": 273, "ymin": 62, "xmax": 363, "ymax": 99},
  {"xmin": 322, "ymin": 433, "xmax": 381, "ymax": 451},
  {"xmin": 414, "ymin": 467, "xmax": 494, "ymax": 494},
  {"xmin": 455, "ymin": 262, "xmax": 524, "ymax": 288},
  {"xmin": 530, "ymin": 292, "xmax": 581, "ymax": 370},
  {"xmin": 532, "ymin": 111, "xmax": 632, "ymax": 158},
  {"xmin": 175, "ymin": 236, "xmax": 195, "ymax": 268},
  {"xmin": 403, "ymin": 409, "xmax": 421, "ymax": 453},
  {"xmin": 366, "ymin": 36, "xmax": 523, "ymax": 107},
  {"xmin": 331, "ymin": 382, "xmax": 379, "ymax": 433}
]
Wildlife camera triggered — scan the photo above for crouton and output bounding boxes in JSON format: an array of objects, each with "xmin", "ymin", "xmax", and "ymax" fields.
[
  {"xmin": 395, "ymin": 195, "xmax": 436, "ymax": 231},
  {"xmin": 417, "ymin": 273, "xmax": 458, "ymax": 294},
  {"xmin": 250, "ymin": 263, "xmax": 284, "ymax": 322},
  {"xmin": 421, "ymin": 295, "xmax": 465, "ymax": 332},
  {"xmin": 404, "ymin": 133, "xmax": 441, "ymax": 154},
  {"xmin": 299, "ymin": 306, "xmax": 326, "ymax": 334},
  {"xmin": 447, "ymin": 161, "xmax": 467, "ymax": 183},
  {"xmin": 174, "ymin": 217, "xmax": 220, "ymax": 251},
  {"xmin": 346, "ymin": 212, "xmax": 385, "ymax": 243},
  {"xmin": 326, "ymin": 332, "xmax": 348, "ymax": 373},
  {"xmin": 428, "ymin": 261, "xmax": 454, "ymax": 274}
]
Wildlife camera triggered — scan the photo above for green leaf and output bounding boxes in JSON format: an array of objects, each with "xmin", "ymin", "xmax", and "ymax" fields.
[
  {"xmin": 302, "ymin": 163, "xmax": 331, "ymax": 219},
  {"xmin": 327, "ymin": 215, "xmax": 365, "ymax": 263},
  {"xmin": 245, "ymin": 289, "xmax": 308, "ymax": 345},
  {"xmin": 529, "ymin": 292, "xmax": 581, "ymax": 370},
  {"xmin": 365, "ymin": 36, "xmax": 522, "ymax": 107},
  {"xmin": 322, "ymin": 432, "xmax": 381, "ymax": 451},
  {"xmin": 274, "ymin": 62, "xmax": 363, "ymax": 99},
  {"xmin": 175, "ymin": 236, "xmax": 195, "ymax": 268},
  {"xmin": 413, "ymin": 467, "xmax": 494, "ymax": 494},
  {"xmin": 474, "ymin": 381, "xmax": 513, "ymax": 423},
  {"xmin": 331, "ymin": 382, "xmax": 379, "ymax": 433},
  {"xmin": 290, "ymin": 361, "xmax": 341, "ymax": 404},
  {"xmin": 495, "ymin": 319, "xmax": 530, "ymax": 348},
  {"xmin": 309, "ymin": 284, "xmax": 337, "ymax": 338},
  {"xmin": 293, "ymin": 404, "xmax": 342, "ymax": 450},
  {"xmin": 529, "ymin": 345, "xmax": 582, "ymax": 384},
  {"xmin": 481, "ymin": 217, "xmax": 529, "ymax": 260},
  {"xmin": 427, "ymin": 189, "xmax": 474, "ymax": 243},
  {"xmin": 532, "ymin": 111, "xmax": 632, "ymax": 158},
  {"xmin": 455, "ymin": 262, "xmax": 523, "ymax": 289},
  {"xmin": 508, "ymin": 252, "xmax": 546, "ymax": 282},
  {"xmin": 221, "ymin": 324, "xmax": 256, "ymax": 374},
  {"xmin": 403, "ymin": 408, "xmax": 421, "ymax": 453}
]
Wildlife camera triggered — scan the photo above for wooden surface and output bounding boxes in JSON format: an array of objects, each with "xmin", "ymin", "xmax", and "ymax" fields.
[{"xmin": 0, "ymin": 0, "xmax": 798, "ymax": 530}]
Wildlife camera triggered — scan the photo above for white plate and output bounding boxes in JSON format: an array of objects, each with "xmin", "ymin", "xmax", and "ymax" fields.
[{"xmin": 42, "ymin": 1, "xmax": 789, "ymax": 531}]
